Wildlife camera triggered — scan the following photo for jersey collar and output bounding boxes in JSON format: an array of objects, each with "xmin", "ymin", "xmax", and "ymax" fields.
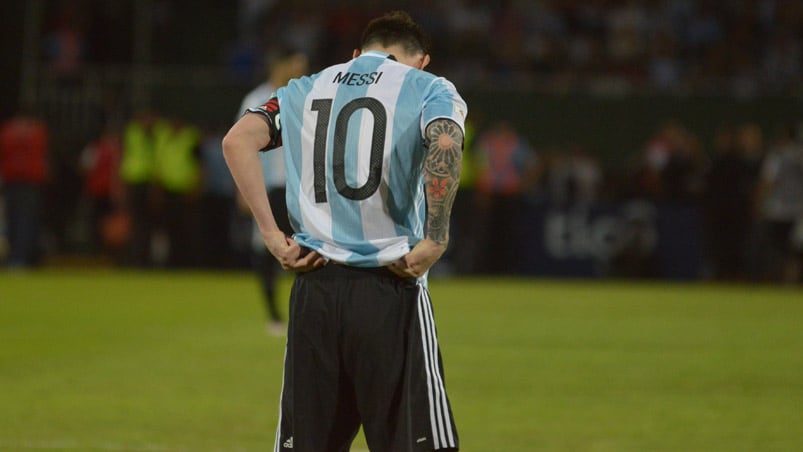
[{"xmin": 360, "ymin": 50, "xmax": 397, "ymax": 61}]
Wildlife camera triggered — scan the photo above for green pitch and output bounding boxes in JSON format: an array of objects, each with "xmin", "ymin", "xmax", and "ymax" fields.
[{"xmin": 1, "ymin": 271, "xmax": 801, "ymax": 451}]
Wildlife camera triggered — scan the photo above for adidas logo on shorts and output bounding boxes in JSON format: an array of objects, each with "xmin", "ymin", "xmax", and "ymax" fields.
[{"xmin": 283, "ymin": 437, "xmax": 293, "ymax": 448}]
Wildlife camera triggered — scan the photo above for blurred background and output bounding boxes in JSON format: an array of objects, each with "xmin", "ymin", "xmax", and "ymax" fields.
[{"xmin": 1, "ymin": 0, "xmax": 802, "ymax": 283}]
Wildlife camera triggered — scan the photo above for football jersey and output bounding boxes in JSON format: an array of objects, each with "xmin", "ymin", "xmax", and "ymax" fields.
[{"xmin": 248, "ymin": 50, "xmax": 467, "ymax": 267}]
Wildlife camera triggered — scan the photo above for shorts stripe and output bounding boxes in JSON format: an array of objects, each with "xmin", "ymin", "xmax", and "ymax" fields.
[
  {"xmin": 416, "ymin": 286, "xmax": 439, "ymax": 447},
  {"xmin": 416, "ymin": 284, "xmax": 456, "ymax": 449},
  {"xmin": 273, "ymin": 346, "xmax": 287, "ymax": 452},
  {"xmin": 422, "ymin": 290, "xmax": 448, "ymax": 446}
]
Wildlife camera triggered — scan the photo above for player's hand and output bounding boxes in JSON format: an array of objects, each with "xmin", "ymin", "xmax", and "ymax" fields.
[
  {"xmin": 263, "ymin": 230, "xmax": 326, "ymax": 273},
  {"xmin": 388, "ymin": 238, "xmax": 446, "ymax": 279}
]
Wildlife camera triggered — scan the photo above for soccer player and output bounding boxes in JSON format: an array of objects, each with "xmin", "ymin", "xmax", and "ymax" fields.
[
  {"xmin": 235, "ymin": 46, "xmax": 309, "ymax": 336},
  {"xmin": 223, "ymin": 11, "xmax": 465, "ymax": 451}
]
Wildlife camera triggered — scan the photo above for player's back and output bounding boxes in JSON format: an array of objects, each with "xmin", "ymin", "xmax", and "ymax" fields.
[{"xmin": 277, "ymin": 50, "xmax": 465, "ymax": 267}]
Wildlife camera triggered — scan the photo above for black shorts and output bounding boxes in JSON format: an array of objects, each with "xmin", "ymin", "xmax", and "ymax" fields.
[{"xmin": 274, "ymin": 263, "xmax": 459, "ymax": 451}]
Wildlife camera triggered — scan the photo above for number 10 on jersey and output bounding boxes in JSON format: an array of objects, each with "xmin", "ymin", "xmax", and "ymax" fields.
[{"xmin": 310, "ymin": 97, "xmax": 387, "ymax": 203}]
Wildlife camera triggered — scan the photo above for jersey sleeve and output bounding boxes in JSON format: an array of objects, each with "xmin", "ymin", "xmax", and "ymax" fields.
[
  {"xmin": 420, "ymin": 77, "xmax": 468, "ymax": 138},
  {"xmin": 245, "ymin": 96, "xmax": 283, "ymax": 151}
]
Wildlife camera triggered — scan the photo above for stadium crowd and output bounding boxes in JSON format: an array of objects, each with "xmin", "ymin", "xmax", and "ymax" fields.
[
  {"xmin": 243, "ymin": 0, "xmax": 803, "ymax": 95},
  {"xmin": 1, "ymin": 0, "xmax": 802, "ymax": 283},
  {"xmin": 24, "ymin": 0, "xmax": 803, "ymax": 95}
]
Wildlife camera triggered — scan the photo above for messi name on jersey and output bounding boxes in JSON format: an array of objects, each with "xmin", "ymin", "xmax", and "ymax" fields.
[{"xmin": 332, "ymin": 71, "xmax": 383, "ymax": 86}]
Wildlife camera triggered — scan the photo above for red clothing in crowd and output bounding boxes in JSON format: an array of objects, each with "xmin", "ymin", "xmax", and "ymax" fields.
[
  {"xmin": 83, "ymin": 133, "xmax": 122, "ymax": 200},
  {"xmin": 0, "ymin": 116, "xmax": 49, "ymax": 184}
]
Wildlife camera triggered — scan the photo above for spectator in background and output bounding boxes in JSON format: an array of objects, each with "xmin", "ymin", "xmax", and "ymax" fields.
[
  {"xmin": 648, "ymin": 29, "xmax": 683, "ymax": 91},
  {"xmin": 762, "ymin": 27, "xmax": 802, "ymax": 92},
  {"xmin": 120, "ymin": 112, "xmax": 159, "ymax": 267},
  {"xmin": 637, "ymin": 122, "xmax": 676, "ymax": 200},
  {"xmin": 605, "ymin": 0, "xmax": 650, "ymax": 77},
  {"xmin": 235, "ymin": 46, "xmax": 308, "ymax": 335},
  {"xmin": 44, "ymin": 1, "xmax": 87, "ymax": 79},
  {"xmin": 0, "ymin": 110, "xmax": 49, "ymax": 268},
  {"xmin": 733, "ymin": 122, "xmax": 770, "ymax": 281},
  {"xmin": 153, "ymin": 118, "xmax": 202, "ymax": 268},
  {"xmin": 664, "ymin": 125, "xmax": 705, "ymax": 204},
  {"xmin": 637, "ymin": 122, "xmax": 705, "ymax": 203},
  {"xmin": 199, "ymin": 125, "xmax": 238, "ymax": 269},
  {"xmin": 474, "ymin": 121, "xmax": 538, "ymax": 274},
  {"xmin": 545, "ymin": 144, "xmax": 603, "ymax": 208},
  {"xmin": 755, "ymin": 124, "xmax": 803, "ymax": 283},
  {"xmin": 702, "ymin": 125, "xmax": 753, "ymax": 280},
  {"xmin": 79, "ymin": 121, "xmax": 124, "ymax": 258}
]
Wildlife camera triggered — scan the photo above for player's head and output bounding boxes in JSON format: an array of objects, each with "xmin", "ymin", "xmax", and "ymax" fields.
[
  {"xmin": 356, "ymin": 11, "xmax": 431, "ymax": 70},
  {"xmin": 266, "ymin": 45, "xmax": 309, "ymax": 87}
]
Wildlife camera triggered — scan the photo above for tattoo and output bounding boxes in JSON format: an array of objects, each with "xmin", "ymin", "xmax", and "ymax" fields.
[{"xmin": 424, "ymin": 119, "xmax": 463, "ymax": 245}]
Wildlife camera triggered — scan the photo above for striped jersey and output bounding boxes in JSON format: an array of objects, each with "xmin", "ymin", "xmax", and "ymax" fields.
[{"xmin": 249, "ymin": 50, "xmax": 467, "ymax": 267}]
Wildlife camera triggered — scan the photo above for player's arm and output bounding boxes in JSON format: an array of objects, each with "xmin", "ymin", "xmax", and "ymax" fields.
[
  {"xmin": 222, "ymin": 112, "xmax": 324, "ymax": 272},
  {"xmin": 423, "ymin": 118, "xmax": 463, "ymax": 245},
  {"xmin": 222, "ymin": 113, "xmax": 276, "ymax": 232},
  {"xmin": 389, "ymin": 118, "xmax": 463, "ymax": 278}
]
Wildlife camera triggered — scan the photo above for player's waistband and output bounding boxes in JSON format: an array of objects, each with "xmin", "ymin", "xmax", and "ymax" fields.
[{"xmin": 305, "ymin": 261, "xmax": 415, "ymax": 284}]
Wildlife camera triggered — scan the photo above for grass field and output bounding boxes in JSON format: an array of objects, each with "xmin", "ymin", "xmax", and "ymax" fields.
[{"xmin": 1, "ymin": 270, "xmax": 801, "ymax": 451}]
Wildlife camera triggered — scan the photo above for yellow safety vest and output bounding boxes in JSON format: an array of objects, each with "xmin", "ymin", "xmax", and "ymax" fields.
[
  {"xmin": 120, "ymin": 120, "xmax": 154, "ymax": 184},
  {"xmin": 155, "ymin": 123, "xmax": 201, "ymax": 193}
]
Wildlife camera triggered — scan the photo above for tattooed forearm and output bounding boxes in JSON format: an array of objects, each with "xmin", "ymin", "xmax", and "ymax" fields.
[{"xmin": 424, "ymin": 119, "xmax": 463, "ymax": 245}]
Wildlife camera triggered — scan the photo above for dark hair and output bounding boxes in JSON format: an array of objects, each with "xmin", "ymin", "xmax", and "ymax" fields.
[{"xmin": 360, "ymin": 11, "xmax": 431, "ymax": 55}]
